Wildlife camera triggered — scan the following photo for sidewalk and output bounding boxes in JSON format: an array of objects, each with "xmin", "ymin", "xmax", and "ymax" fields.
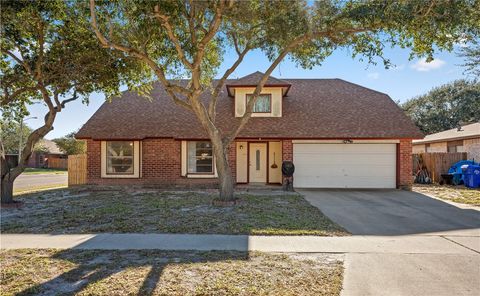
[
  {"xmin": 2, "ymin": 233, "xmax": 479, "ymax": 296},
  {"xmin": 1, "ymin": 233, "xmax": 478, "ymax": 254}
]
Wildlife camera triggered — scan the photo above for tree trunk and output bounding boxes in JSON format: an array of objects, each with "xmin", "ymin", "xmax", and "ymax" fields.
[
  {"xmin": 211, "ymin": 136, "xmax": 235, "ymax": 201},
  {"xmin": 1, "ymin": 174, "xmax": 14, "ymax": 204}
]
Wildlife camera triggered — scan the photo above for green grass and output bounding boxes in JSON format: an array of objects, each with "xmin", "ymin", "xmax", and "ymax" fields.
[
  {"xmin": 413, "ymin": 184, "xmax": 480, "ymax": 206},
  {"xmin": 22, "ymin": 168, "xmax": 67, "ymax": 175},
  {"xmin": 2, "ymin": 188, "xmax": 348, "ymax": 236},
  {"xmin": 0, "ymin": 249, "xmax": 344, "ymax": 296}
]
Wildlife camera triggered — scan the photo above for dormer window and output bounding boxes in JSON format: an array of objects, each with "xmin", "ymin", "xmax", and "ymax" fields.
[
  {"xmin": 227, "ymin": 72, "xmax": 291, "ymax": 118},
  {"xmin": 248, "ymin": 94, "xmax": 271, "ymax": 113}
]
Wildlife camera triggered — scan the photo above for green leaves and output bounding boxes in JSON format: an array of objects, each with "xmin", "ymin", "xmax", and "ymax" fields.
[{"xmin": 402, "ymin": 80, "xmax": 480, "ymax": 134}]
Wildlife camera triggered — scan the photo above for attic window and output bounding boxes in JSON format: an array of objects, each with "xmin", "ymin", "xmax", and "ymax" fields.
[{"xmin": 247, "ymin": 94, "xmax": 271, "ymax": 113}]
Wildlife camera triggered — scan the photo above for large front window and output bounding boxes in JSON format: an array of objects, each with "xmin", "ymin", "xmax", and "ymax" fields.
[
  {"xmin": 247, "ymin": 94, "xmax": 271, "ymax": 113},
  {"xmin": 106, "ymin": 141, "xmax": 134, "ymax": 175},
  {"xmin": 188, "ymin": 141, "xmax": 213, "ymax": 173}
]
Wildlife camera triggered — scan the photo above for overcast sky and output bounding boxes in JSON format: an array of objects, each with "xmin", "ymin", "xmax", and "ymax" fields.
[{"xmin": 25, "ymin": 44, "xmax": 471, "ymax": 139}]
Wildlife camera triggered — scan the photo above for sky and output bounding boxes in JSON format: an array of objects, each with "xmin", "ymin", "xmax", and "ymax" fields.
[{"xmin": 25, "ymin": 44, "xmax": 471, "ymax": 139}]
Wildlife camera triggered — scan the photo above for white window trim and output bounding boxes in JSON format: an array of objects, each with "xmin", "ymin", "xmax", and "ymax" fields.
[
  {"xmin": 181, "ymin": 140, "xmax": 218, "ymax": 178},
  {"xmin": 101, "ymin": 141, "xmax": 141, "ymax": 178}
]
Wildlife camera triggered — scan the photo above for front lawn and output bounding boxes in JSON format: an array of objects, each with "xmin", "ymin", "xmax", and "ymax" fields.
[
  {"xmin": 22, "ymin": 168, "xmax": 67, "ymax": 175},
  {"xmin": 0, "ymin": 249, "xmax": 344, "ymax": 296},
  {"xmin": 1, "ymin": 188, "xmax": 347, "ymax": 235},
  {"xmin": 413, "ymin": 184, "xmax": 480, "ymax": 206}
]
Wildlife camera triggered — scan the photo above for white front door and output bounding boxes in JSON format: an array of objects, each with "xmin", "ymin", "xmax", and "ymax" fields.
[{"xmin": 249, "ymin": 143, "xmax": 267, "ymax": 183}]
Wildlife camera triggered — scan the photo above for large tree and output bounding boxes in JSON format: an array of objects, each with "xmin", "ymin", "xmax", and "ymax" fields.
[
  {"xmin": 0, "ymin": 119, "xmax": 32, "ymax": 154},
  {"xmin": 89, "ymin": 0, "xmax": 479, "ymax": 201},
  {"xmin": 458, "ymin": 39, "xmax": 480, "ymax": 76},
  {"xmin": 53, "ymin": 132, "xmax": 86, "ymax": 155},
  {"xmin": 401, "ymin": 80, "xmax": 480, "ymax": 134},
  {"xmin": 0, "ymin": 1, "xmax": 140, "ymax": 203}
]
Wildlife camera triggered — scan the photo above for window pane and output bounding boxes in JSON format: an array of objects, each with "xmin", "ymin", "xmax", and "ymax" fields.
[
  {"xmin": 249, "ymin": 94, "xmax": 271, "ymax": 113},
  {"xmin": 106, "ymin": 141, "xmax": 134, "ymax": 174},
  {"xmin": 188, "ymin": 141, "xmax": 213, "ymax": 173}
]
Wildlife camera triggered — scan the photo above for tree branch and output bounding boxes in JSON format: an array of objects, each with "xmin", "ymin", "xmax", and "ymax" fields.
[
  {"xmin": 89, "ymin": 0, "xmax": 193, "ymax": 111},
  {"xmin": 153, "ymin": 5, "xmax": 194, "ymax": 69},
  {"xmin": 1, "ymin": 86, "xmax": 38, "ymax": 106},
  {"xmin": 208, "ymin": 44, "xmax": 251, "ymax": 119},
  {"xmin": 1, "ymin": 49, "xmax": 33, "ymax": 76}
]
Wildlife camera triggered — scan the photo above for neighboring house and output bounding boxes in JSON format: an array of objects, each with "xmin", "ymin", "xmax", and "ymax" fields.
[
  {"xmin": 76, "ymin": 72, "xmax": 422, "ymax": 189},
  {"xmin": 412, "ymin": 122, "xmax": 480, "ymax": 161},
  {"xmin": 28, "ymin": 139, "xmax": 68, "ymax": 169}
]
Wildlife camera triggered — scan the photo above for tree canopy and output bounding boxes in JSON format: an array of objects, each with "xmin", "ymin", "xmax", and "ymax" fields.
[
  {"xmin": 0, "ymin": 0, "xmax": 142, "ymax": 202},
  {"xmin": 53, "ymin": 132, "xmax": 86, "ymax": 155},
  {"xmin": 458, "ymin": 39, "xmax": 480, "ymax": 76},
  {"xmin": 401, "ymin": 80, "xmax": 480, "ymax": 135},
  {"xmin": 0, "ymin": 120, "xmax": 32, "ymax": 155}
]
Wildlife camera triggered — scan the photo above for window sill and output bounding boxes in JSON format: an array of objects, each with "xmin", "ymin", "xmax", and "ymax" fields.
[{"xmin": 186, "ymin": 174, "xmax": 217, "ymax": 179}]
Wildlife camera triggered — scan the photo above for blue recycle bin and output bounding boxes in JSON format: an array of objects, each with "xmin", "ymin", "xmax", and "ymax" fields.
[{"xmin": 463, "ymin": 165, "xmax": 480, "ymax": 188}]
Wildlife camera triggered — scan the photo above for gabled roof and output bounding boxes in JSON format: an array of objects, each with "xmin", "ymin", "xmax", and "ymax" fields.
[
  {"xmin": 76, "ymin": 73, "xmax": 423, "ymax": 140},
  {"xmin": 413, "ymin": 122, "xmax": 480, "ymax": 144},
  {"xmin": 226, "ymin": 71, "xmax": 291, "ymax": 96}
]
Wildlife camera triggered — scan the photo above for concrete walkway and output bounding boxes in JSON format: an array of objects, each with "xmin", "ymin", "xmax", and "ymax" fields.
[{"xmin": 1, "ymin": 233, "xmax": 478, "ymax": 254}]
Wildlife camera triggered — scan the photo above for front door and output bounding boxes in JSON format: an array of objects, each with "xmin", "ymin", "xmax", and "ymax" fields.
[{"xmin": 249, "ymin": 143, "xmax": 267, "ymax": 183}]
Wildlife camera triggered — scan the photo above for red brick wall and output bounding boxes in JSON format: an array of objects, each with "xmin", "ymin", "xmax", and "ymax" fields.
[
  {"xmin": 86, "ymin": 139, "xmax": 101, "ymax": 182},
  {"xmin": 282, "ymin": 140, "xmax": 293, "ymax": 162},
  {"xmin": 86, "ymin": 139, "xmax": 237, "ymax": 188},
  {"xmin": 398, "ymin": 139, "xmax": 413, "ymax": 190},
  {"xmin": 86, "ymin": 138, "xmax": 412, "ymax": 190}
]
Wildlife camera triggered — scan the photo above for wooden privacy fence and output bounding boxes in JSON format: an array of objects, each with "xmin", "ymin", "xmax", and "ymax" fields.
[
  {"xmin": 68, "ymin": 154, "xmax": 87, "ymax": 186},
  {"xmin": 48, "ymin": 157, "xmax": 68, "ymax": 169},
  {"xmin": 413, "ymin": 152, "xmax": 467, "ymax": 183}
]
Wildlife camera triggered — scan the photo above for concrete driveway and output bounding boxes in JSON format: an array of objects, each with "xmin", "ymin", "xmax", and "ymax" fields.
[
  {"xmin": 298, "ymin": 189, "xmax": 480, "ymax": 296},
  {"xmin": 299, "ymin": 189, "xmax": 480, "ymax": 236}
]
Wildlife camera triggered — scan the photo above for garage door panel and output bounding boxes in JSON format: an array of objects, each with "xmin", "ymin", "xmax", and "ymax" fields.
[
  {"xmin": 294, "ymin": 154, "xmax": 395, "ymax": 166},
  {"xmin": 293, "ymin": 143, "xmax": 396, "ymax": 189}
]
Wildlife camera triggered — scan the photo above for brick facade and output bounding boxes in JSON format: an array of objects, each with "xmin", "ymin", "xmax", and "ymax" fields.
[
  {"xmin": 86, "ymin": 139, "xmax": 235, "ymax": 188},
  {"xmin": 282, "ymin": 140, "xmax": 293, "ymax": 162},
  {"xmin": 86, "ymin": 138, "xmax": 413, "ymax": 190},
  {"xmin": 398, "ymin": 139, "xmax": 413, "ymax": 190}
]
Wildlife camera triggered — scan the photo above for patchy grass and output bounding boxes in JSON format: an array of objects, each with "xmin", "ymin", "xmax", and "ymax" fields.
[
  {"xmin": 413, "ymin": 184, "xmax": 480, "ymax": 206},
  {"xmin": 22, "ymin": 168, "xmax": 67, "ymax": 175},
  {"xmin": 0, "ymin": 249, "xmax": 344, "ymax": 296},
  {"xmin": 1, "ymin": 188, "xmax": 348, "ymax": 236}
]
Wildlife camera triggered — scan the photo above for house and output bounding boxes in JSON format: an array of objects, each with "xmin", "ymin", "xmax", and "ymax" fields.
[
  {"xmin": 76, "ymin": 72, "xmax": 422, "ymax": 189},
  {"xmin": 27, "ymin": 139, "xmax": 68, "ymax": 169},
  {"xmin": 412, "ymin": 122, "xmax": 480, "ymax": 161}
]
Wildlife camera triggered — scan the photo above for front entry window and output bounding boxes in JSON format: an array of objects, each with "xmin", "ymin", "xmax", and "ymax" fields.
[
  {"xmin": 106, "ymin": 141, "xmax": 134, "ymax": 174},
  {"xmin": 188, "ymin": 141, "xmax": 214, "ymax": 173}
]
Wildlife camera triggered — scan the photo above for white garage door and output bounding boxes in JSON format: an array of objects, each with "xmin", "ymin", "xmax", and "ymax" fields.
[{"xmin": 293, "ymin": 143, "xmax": 396, "ymax": 188}]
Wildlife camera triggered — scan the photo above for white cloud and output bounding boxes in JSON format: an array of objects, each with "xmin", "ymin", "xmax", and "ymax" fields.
[
  {"xmin": 410, "ymin": 58, "xmax": 446, "ymax": 72},
  {"xmin": 367, "ymin": 72, "xmax": 380, "ymax": 80}
]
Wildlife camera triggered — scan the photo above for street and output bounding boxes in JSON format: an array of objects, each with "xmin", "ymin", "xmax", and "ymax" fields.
[{"xmin": 13, "ymin": 173, "xmax": 68, "ymax": 192}]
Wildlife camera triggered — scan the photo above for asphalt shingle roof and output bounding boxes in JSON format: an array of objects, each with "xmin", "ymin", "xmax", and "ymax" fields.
[{"xmin": 76, "ymin": 73, "xmax": 423, "ymax": 140}]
